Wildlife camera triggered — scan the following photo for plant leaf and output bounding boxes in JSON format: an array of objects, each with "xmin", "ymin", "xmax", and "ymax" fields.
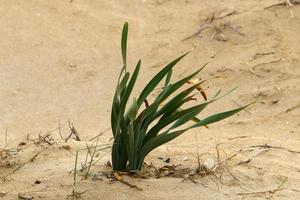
[
  {"xmin": 137, "ymin": 50, "xmax": 192, "ymax": 107},
  {"xmin": 121, "ymin": 22, "xmax": 128, "ymax": 67},
  {"xmin": 120, "ymin": 60, "xmax": 141, "ymax": 113},
  {"xmin": 144, "ymin": 101, "xmax": 210, "ymax": 143},
  {"xmin": 154, "ymin": 63, "xmax": 208, "ymax": 104},
  {"xmin": 190, "ymin": 103, "xmax": 252, "ymax": 128},
  {"xmin": 140, "ymin": 129, "xmax": 186, "ymax": 159},
  {"xmin": 154, "ymin": 81, "xmax": 205, "ymax": 119},
  {"xmin": 140, "ymin": 104, "xmax": 250, "ymax": 159},
  {"xmin": 164, "ymin": 69, "xmax": 172, "ymax": 88}
]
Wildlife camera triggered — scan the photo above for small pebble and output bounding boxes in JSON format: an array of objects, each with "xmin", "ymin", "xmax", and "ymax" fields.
[
  {"xmin": 164, "ymin": 171, "xmax": 170, "ymax": 176},
  {"xmin": 183, "ymin": 174, "xmax": 189, "ymax": 179},
  {"xmin": 182, "ymin": 157, "xmax": 189, "ymax": 161},
  {"xmin": 202, "ymin": 158, "xmax": 217, "ymax": 171}
]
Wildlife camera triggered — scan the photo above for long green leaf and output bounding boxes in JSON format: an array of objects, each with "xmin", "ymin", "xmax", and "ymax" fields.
[
  {"xmin": 168, "ymin": 102, "xmax": 208, "ymax": 130},
  {"xmin": 140, "ymin": 104, "xmax": 251, "ymax": 159},
  {"xmin": 118, "ymin": 73, "xmax": 130, "ymax": 97},
  {"xmin": 133, "ymin": 63, "xmax": 204, "ymax": 132},
  {"xmin": 111, "ymin": 73, "xmax": 129, "ymax": 137},
  {"xmin": 154, "ymin": 63, "xmax": 208, "ymax": 104},
  {"xmin": 140, "ymin": 129, "xmax": 186, "ymax": 159},
  {"xmin": 190, "ymin": 104, "xmax": 252, "ymax": 128},
  {"xmin": 127, "ymin": 98, "xmax": 139, "ymax": 169},
  {"xmin": 144, "ymin": 101, "xmax": 210, "ymax": 143},
  {"xmin": 114, "ymin": 61, "xmax": 140, "ymax": 142},
  {"xmin": 111, "ymin": 98, "xmax": 120, "ymax": 136},
  {"xmin": 137, "ymin": 50, "xmax": 192, "ymax": 107},
  {"xmin": 164, "ymin": 69, "xmax": 172, "ymax": 88},
  {"xmin": 121, "ymin": 22, "xmax": 128, "ymax": 67},
  {"xmin": 139, "ymin": 64, "xmax": 207, "ymax": 126},
  {"xmin": 119, "ymin": 60, "xmax": 141, "ymax": 112},
  {"xmin": 154, "ymin": 81, "xmax": 205, "ymax": 119}
]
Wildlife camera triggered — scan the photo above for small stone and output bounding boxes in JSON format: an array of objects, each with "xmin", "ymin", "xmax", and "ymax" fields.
[
  {"xmin": 182, "ymin": 157, "xmax": 189, "ymax": 161},
  {"xmin": 214, "ymin": 33, "xmax": 227, "ymax": 42},
  {"xmin": 163, "ymin": 171, "xmax": 170, "ymax": 176},
  {"xmin": 202, "ymin": 158, "xmax": 217, "ymax": 171},
  {"xmin": 290, "ymin": 0, "xmax": 300, "ymax": 4},
  {"xmin": 0, "ymin": 192, "xmax": 7, "ymax": 197}
]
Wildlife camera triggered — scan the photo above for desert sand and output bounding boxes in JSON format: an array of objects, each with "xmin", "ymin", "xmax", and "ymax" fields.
[{"xmin": 1, "ymin": 0, "xmax": 300, "ymax": 199}]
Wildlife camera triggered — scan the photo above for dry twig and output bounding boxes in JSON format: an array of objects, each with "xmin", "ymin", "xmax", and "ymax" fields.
[
  {"xmin": 88, "ymin": 127, "xmax": 110, "ymax": 141},
  {"xmin": 1, "ymin": 147, "xmax": 49, "ymax": 180},
  {"xmin": 228, "ymin": 136, "xmax": 249, "ymax": 140},
  {"xmin": 72, "ymin": 151, "xmax": 79, "ymax": 195},
  {"xmin": 65, "ymin": 120, "xmax": 81, "ymax": 142},
  {"xmin": 18, "ymin": 193, "xmax": 33, "ymax": 200},
  {"xmin": 247, "ymin": 144, "xmax": 300, "ymax": 154},
  {"xmin": 85, "ymin": 137, "xmax": 100, "ymax": 178},
  {"xmin": 236, "ymin": 178, "xmax": 287, "ymax": 196},
  {"xmin": 113, "ymin": 172, "xmax": 143, "ymax": 191}
]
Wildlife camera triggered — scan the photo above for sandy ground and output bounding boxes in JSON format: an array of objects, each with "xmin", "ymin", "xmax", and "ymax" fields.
[{"xmin": 1, "ymin": 0, "xmax": 300, "ymax": 199}]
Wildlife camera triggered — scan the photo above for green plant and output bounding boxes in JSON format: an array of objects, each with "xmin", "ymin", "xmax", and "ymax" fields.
[{"xmin": 111, "ymin": 22, "xmax": 249, "ymax": 171}]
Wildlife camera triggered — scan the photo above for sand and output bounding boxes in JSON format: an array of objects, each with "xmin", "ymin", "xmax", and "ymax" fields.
[{"xmin": 1, "ymin": 0, "xmax": 300, "ymax": 199}]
